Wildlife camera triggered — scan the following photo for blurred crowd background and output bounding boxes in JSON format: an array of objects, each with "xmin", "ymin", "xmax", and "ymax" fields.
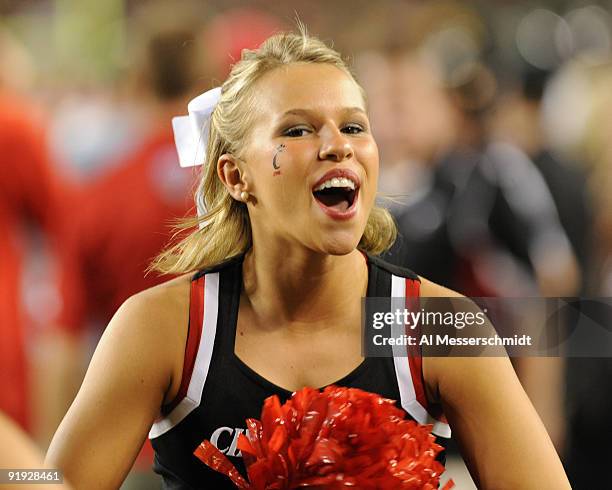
[{"xmin": 1, "ymin": 0, "xmax": 611, "ymax": 488}]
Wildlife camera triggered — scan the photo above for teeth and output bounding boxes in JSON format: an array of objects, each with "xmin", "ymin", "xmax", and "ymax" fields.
[{"xmin": 314, "ymin": 176, "xmax": 356, "ymax": 192}]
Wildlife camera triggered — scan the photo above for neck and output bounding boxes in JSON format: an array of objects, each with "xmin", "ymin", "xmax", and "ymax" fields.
[{"xmin": 242, "ymin": 244, "xmax": 368, "ymax": 329}]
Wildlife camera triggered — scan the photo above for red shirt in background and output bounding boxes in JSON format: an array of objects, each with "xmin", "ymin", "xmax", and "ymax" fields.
[
  {"xmin": 58, "ymin": 127, "xmax": 197, "ymax": 332},
  {"xmin": 0, "ymin": 93, "xmax": 68, "ymax": 429},
  {"xmin": 56, "ymin": 126, "xmax": 197, "ymax": 469}
]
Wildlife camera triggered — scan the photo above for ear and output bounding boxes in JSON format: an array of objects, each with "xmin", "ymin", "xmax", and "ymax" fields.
[{"xmin": 217, "ymin": 154, "xmax": 250, "ymax": 201}]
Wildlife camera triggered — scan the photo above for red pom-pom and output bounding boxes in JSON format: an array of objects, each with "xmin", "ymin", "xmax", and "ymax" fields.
[{"xmin": 194, "ymin": 386, "xmax": 454, "ymax": 489}]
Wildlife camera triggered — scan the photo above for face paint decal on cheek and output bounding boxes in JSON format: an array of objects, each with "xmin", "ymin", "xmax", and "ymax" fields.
[{"xmin": 272, "ymin": 144, "xmax": 285, "ymax": 175}]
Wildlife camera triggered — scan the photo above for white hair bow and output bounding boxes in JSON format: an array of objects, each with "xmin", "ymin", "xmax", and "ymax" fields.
[{"xmin": 172, "ymin": 87, "xmax": 222, "ymax": 167}]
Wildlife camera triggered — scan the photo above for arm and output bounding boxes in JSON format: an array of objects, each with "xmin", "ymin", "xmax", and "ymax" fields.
[
  {"xmin": 420, "ymin": 279, "xmax": 570, "ymax": 489},
  {"xmin": 513, "ymin": 357, "xmax": 566, "ymax": 452},
  {"xmin": 45, "ymin": 280, "xmax": 188, "ymax": 490},
  {"xmin": 0, "ymin": 412, "xmax": 71, "ymax": 490}
]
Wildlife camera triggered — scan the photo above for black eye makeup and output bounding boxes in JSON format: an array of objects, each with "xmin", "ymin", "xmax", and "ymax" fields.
[
  {"xmin": 281, "ymin": 122, "xmax": 368, "ymax": 138},
  {"xmin": 282, "ymin": 126, "xmax": 312, "ymax": 137},
  {"xmin": 341, "ymin": 123, "xmax": 367, "ymax": 134}
]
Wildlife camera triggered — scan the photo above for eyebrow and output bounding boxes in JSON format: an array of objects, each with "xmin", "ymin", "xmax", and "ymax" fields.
[{"xmin": 280, "ymin": 107, "xmax": 367, "ymax": 118}]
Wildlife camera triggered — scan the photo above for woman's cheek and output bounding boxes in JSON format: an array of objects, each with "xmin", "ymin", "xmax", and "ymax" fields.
[
  {"xmin": 265, "ymin": 141, "xmax": 304, "ymax": 178},
  {"xmin": 358, "ymin": 143, "xmax": 380, "ymax": 190}
]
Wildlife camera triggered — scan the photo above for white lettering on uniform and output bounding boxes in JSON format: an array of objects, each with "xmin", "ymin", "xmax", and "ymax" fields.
[
  {"xmin": 227, "ymin": 428, "xmax": 245, "ymax": 457},
  {"xmin": 210, "ymin": 427, "xmax": 246, "ymax": 457},
  {"xmin": 210, "ymin": 426, "xmax": 233, "ymax": 453}
]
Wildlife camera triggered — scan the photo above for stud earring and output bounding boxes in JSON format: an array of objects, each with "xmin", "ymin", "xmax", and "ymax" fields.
[{"xmin": 240, "ymin": 190, "xmax": 249, "ymax": 202}]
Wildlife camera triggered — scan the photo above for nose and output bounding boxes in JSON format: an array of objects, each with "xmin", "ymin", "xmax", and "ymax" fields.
[{"xmin": 318, "ymin": 126, "xmax": 354, "ymax": 162}]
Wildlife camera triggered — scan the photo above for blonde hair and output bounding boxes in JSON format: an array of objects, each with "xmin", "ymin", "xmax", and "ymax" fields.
[{"xmin": 152, "ymin": 29, "xmax": 397, "ymax": 274}]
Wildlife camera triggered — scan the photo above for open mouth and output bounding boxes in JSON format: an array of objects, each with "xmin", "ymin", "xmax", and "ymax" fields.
[
  {"xmin": 312, "ymin": 174, "xmax": 359, "ymax": 215},
  {"xmin": 312, "ymin": 186, "xmax": 357, "ymax": 212},
  {"xmin": 312, "ymin": 169, "xmax": 361, "ymax": 220}
]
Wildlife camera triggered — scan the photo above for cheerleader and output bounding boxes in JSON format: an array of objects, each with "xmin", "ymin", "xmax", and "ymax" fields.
[{"xmin": 46, "ymin": 30, "xmax": 570, "ymax": 489}]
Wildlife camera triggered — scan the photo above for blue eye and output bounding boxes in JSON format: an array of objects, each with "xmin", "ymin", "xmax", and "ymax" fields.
[
  {"xmin": 283, "ymin": 127, "xmax": 310, "ymax": 137},
  {"xmin": 342, "ymin": 124, "xmax": 365, "ymax": 134}
]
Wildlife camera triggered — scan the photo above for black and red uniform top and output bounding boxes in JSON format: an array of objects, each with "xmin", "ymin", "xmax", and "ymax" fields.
[{"xmin": 149, "ymin": 254, "xmax": 450, "ymax": 489}]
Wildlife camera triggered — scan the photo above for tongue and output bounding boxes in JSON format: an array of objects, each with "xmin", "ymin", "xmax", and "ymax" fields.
[{"xmin": 314, "ymin": 191, "xmax": 350, "ymax": 212}]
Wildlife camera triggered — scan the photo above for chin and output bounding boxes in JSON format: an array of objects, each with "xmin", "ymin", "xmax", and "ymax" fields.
[{"xmin": 317, "ymin": 233, "xmax": 362, "ymax": 256}]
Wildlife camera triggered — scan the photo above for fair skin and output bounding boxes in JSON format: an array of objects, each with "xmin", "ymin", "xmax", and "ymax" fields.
[
  {"xmin": 46, "ymin": 62, "xmax": 570, "ymax": 489},
  {"xmin": 0, "ymin": 412, "xmax": 72, "ymax": 490}
]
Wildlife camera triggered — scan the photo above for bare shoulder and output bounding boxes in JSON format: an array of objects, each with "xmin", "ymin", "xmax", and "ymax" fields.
[
  {"xmin": 120, "ymin": 273, "xmax": 192, "ymax": 324},
  {"xmin": 417, "ymin": 276, "xmax": 502, "ymax": 400},
  {"xmin": 105, "ymin": 273, "xmax": 193, "ymax": 403},
  {"xmin": 418, "ymin": 276, "xmax": 463, "ymax": 298}
]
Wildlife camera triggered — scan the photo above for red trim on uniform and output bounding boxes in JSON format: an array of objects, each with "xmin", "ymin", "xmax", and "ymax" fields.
[
  {"xmin": 405, "ymin": 278, "xmax": 429, "ymax": 411},
  {"xmin": 405, "ymin": 278, "xmax": 420, "ymax": 301},
  {"xmin": 162, "ymin": 275, "xmax": 205, "ymax": 414}
]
